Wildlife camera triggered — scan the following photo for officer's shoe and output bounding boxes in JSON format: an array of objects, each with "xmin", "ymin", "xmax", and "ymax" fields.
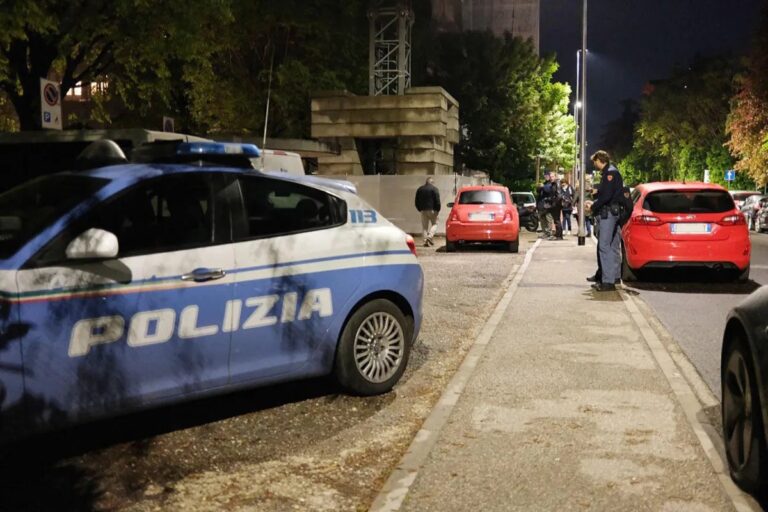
[{"xmin": 591, "ymin": 282, "xmax": 616, "ymax": 292}]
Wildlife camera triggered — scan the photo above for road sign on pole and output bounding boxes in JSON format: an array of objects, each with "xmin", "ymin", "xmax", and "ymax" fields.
[
  {"xmin": 703, "ymin": 169, "xmax": 710, "ymax": 183},
  {"xmin": 40, "ymin": 78, "xmax": 62, "ymax": 130},
  {"xmin": 725, "ymin": 169, "xmax": 736, "ymax": 182}
]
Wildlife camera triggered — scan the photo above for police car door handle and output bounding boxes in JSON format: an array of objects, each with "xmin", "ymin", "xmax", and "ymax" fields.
[{"xmin": 181, "ymin": 268, "xmax": 226, "ymax": 282}]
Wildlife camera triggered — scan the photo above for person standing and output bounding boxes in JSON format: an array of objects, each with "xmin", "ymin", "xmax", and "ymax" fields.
[
  {"xmin": 415, "ymin": 177, "xmax": 441, "ymax": 246},
  {"xmin": 536, "ymin": 172, "xmax": 555, "ymax": 239},
  {"xmin": 548, "ymin": 176, "xmax": 564, "ymax": 240},
  {"xmin": 560, "ymin": 178, "xmax": 575, "ymax": 235},
  {"xmin": 589, "ymin": 150, "xmax": 624, "ymax": 291}
]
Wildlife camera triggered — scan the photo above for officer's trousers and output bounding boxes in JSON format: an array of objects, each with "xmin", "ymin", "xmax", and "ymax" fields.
[{"xmin": 597, "ymin": 212, "xmax": 621, "ymax": 284}]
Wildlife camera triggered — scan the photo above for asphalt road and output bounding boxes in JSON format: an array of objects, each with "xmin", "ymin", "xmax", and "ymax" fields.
[{"xmin": 629, "ymin": 231, "xmax": 768, "ymax": 399}]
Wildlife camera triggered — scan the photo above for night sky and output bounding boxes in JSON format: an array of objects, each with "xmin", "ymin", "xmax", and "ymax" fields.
[{"xmin": 540, "ymin": 0, "xmax": 765, "ymax": 156}]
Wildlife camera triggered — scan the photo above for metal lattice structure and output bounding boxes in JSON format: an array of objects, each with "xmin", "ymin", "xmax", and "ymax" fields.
[{"xmin": 368, "ymin": 1, "xmax": 414, "ymax": 96}]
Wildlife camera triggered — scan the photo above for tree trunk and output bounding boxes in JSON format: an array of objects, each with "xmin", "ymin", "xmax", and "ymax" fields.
[{"xmin": 7, "ymin": 91, "xmax": 40, "ymax": 131}]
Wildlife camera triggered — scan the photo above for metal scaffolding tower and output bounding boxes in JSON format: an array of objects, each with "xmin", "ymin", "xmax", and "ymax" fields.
[{"xmin": 368, "ymin": 1, "xmax": 414, "ymax": 96}]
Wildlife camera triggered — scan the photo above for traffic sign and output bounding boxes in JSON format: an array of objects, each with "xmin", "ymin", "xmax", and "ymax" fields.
[
  {"xmin": 725, "ymin": 169, "xmax": 736, "ymax": 182},
  {"xmin": 39, "ymin": 78, "xmax": 62, "ymax": 130}
]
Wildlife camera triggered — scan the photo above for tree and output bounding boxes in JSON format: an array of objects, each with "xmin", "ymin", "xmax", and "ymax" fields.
[
  {"xmin": 623, "ymin": 56, "xmax": 742, "ymax": 186},
  {"xmin": 727, "ymin": 6, "xmax": 768, "ymax": 188},
  {"xmin": 414, "ymin": 30, "xmax": 575, "ymax": 188},
  {"xmin": 0, "ymin": 0, "xmax": 233, "ymax": 130}
]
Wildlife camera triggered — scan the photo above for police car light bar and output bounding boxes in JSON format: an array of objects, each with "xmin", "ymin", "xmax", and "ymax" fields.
[{"xmin": 177, "ymin": 142, "xmax": 261, "ymax": 157}]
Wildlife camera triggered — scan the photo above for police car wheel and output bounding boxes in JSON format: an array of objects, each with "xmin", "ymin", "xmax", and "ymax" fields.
[
  {"xmin": 722, "ymin": 335, "xmax": 768, "ymax": 494},
  {"xmin": 335, "ymin": 299, "xmax": 411, "ymax": 396}
]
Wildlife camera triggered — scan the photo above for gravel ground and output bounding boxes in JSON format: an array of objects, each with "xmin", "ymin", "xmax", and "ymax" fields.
[{"xmin": 0, "ymin": 235, "xmax": 529, "ymax": 512}]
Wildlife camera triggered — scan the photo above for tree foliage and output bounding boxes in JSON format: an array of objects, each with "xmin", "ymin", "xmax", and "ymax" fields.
[
  {"xmin": 726, "ymin": 6, "xmax": 768, "ymax": 188},
  {"xmin": 0, "ymin": 0, "xmax": 234, "ymax": 130},
  {"xmin": 414, "ymin": 30, "xmax": 575, "ymax": 188},
  {"xmin": 190, "ymin": 0, "xmax": 368, "ymax": 137},
  {"xmin": 619, "ymin": 57, "xmax": 745, "ymax": 187}
]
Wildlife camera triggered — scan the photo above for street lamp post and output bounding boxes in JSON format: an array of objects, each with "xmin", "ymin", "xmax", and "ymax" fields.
[
  {"xmin": 574, "ymin": 50, "xmax": 581, "ymax": 185},
  {"xmin": 577, "ymin": 0, "xmax": 588, "ymax": 246}
]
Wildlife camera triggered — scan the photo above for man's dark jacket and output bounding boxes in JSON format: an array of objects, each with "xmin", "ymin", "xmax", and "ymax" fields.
[{"xmin": 415, "ymin": 183, "xmax": 441, "ymax": 212}]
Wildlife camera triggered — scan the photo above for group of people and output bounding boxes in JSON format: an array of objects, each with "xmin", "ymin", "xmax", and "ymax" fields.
[
  {"xmin": 536, "ymin": 174, "xmax": 596, "ymax": 241},
  {"xmin": 537, "ymin": 150, "xmax": 629, "ymax": 292}
]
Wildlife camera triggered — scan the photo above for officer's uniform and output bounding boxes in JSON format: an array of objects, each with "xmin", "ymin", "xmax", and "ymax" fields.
[{"xmin": 591, "ymin": 164, "xmax": 624, "ymax": 285}]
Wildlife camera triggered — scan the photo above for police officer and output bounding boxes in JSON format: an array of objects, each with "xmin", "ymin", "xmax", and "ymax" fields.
[{"xmin": 589, "ymin": 150, "xmax": 624, "ymax": 291}]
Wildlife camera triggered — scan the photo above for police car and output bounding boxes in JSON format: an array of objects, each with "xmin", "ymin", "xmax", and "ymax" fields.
[{"xmin": 0, "ymin": 141, "xmax": 423, "ymax": 441}]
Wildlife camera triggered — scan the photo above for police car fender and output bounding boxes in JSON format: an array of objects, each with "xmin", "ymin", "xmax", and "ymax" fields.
[{"xmin": 68, "ymin": 287, "xmax": 333, "ymax": 357}]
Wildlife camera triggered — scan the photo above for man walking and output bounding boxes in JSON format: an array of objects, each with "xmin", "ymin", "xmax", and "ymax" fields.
[
  {"xmin": 589, "ymin": 150, "xmax": 624, "ymax": 291},
  {"xmin": 415, "ymin": 177, "xmax": 441, "ymax": 246}
]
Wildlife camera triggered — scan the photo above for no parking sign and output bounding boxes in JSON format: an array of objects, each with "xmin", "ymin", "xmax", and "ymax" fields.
[{"xmin": 40, "ymin": 78, "xmax": 62, "ymax": 130}]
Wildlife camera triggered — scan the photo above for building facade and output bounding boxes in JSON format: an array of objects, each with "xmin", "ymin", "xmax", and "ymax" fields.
[{"xmin": 461, "ymin": 0, "xmax": 540, "ymax": 53}]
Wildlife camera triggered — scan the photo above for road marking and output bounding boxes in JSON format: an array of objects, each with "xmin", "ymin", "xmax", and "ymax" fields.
[
  {"xmin": 751, "ymin": 264, "xmax": 768, "ymax": 270},
  {"xmin": 369, "ymin": 240, "xmax": 540, "ymax": 512},
  {"xmin": 621, "ymin": 290, "xmax": 763, "ymax": 512}
]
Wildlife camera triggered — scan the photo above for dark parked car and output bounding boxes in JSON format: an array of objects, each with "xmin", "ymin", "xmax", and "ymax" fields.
[
  {"xmin": 721, "ymin": 285, "xmax": 768, "ymax": 497},
  {"xmin": 755, "ymin": 197, "xmax": 768, "ymax": 232},
  {"xmin": 740, "ymin": 194, "xmax": 767, "ymax": 231}
]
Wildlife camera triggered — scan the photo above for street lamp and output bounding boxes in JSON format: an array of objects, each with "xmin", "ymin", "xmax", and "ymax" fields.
[
  {"xmin": 574, "ymin": 50, "xmax": 581, "ymax": 184},
  {"xmin": 577, "ymin": 0, "xmax": 588, "ymax": 246}
]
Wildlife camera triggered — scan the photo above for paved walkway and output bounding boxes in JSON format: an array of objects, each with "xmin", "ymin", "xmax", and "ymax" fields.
[{"xmin": 372, "ymin": 236, "xmax": 760, "ymax": 512}]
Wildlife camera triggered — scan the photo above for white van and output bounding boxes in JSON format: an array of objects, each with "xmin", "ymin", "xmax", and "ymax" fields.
[{"xmin": 254, "ymin": 149, "xmax": 305, "ymax": 175}]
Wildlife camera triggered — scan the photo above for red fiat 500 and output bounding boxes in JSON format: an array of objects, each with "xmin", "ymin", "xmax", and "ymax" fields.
[
  {"xmin": 445, "ymin": 185, "xmax": 520, "ymax": 252},
  {"xmin": 621, "ymin": 182, "xmax": 751, "ymax": 281}
]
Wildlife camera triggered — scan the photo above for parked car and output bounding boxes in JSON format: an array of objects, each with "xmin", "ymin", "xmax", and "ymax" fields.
[
  {"xmin": 730, "ymin": 190, "xmax": 760, "ymax": 211},
  {"xmin": 756, "ymin": 197, "xmax": 768, "ymax": 232},
  {"xmin": 739, "ymin": 193, "xmax": 767, "ymax": 231},
  {"xmin": 721, "ymin": 285, "xmax": 768, "ymax": 497},
  {"xmin": 0, "ymin": 141, "xmax": 423, "ymax": 442},
  {"xmin": 445, "ymin": 185, "xmax": 520, "ymax": 252},
  {"xmin": 511, "ymin": 191, "xmax": 538, "ymax": 232},
  {"xmin": 621, "ymin": 182, "xmax": 750, "ymax": 281}
]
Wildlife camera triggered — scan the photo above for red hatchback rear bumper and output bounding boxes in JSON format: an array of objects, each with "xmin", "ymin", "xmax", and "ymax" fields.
[
  {"xmin": 623, "ymin": 228, "xmax": 750, "ymax": 270},
  {"xmin": 447, "ymin": 221, "xmax": 519, "ymax": 242}
]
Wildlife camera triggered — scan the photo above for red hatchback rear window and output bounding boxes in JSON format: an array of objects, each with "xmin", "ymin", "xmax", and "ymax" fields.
[
  {"xmin": 459, "ymin": 190, "xmax": 506, "ymax": 205},
  {"xmin": 643, "ymin": 190, "xmax": 734, "ymax": 213}
]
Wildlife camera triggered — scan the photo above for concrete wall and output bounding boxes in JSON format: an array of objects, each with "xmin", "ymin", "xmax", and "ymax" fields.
[
  {"xmin": 311, "ymin": 87, "xmax": 459, "ymax": 176},
  {"xmin": 317, "ymin": 174, "xmax": 490, "ymax": 235}
]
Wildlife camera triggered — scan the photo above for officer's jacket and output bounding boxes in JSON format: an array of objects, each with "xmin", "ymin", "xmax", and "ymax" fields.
[{"xmin": 592, "ymin": 164, "xmax": 624, "ymax": 213}]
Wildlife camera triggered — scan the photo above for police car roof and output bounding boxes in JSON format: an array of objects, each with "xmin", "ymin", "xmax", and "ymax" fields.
[{"xmin": 79, "ymin": 163, "xmax": 355, "ymax": 195}]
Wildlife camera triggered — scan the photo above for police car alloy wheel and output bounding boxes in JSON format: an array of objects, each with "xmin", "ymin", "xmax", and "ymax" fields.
[
  {"xmin": 722, "ymin": 335, "xmax": 768, "ymax": 493},
  {"xmin": 335, "ymin": 299, "xmax": 411, "ymax": 395}
]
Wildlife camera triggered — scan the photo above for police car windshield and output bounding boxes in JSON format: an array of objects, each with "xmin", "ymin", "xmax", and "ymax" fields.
[
  {"xmin": 644, "ymin": 190, "xmax": 734, "ymax": 214},
  {"xmin": 0, "ymin": 174, "xmax": 108, "ymax": 258},
  {"xmin": 459, "ymin": 190, "xmax": 506, "ymax": 205}
]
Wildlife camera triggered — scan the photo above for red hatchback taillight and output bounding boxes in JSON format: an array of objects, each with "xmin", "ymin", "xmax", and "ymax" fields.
[
  {"xmin": 503, "ymin": 210, "xmax": 513, "ymax": 221},
  {"xmin": 405, "ymin": 235, "xmax": 417, "ymax": 256},
  {"xmin": 449, "ymin": 210, "xmax": 460, "ymax": 222},
  {"xmin": 632, "ymin": 214, "xmax": 663, "ymax": 226},
  {"xmin": 718, "ymin": 214, "xmax": 746, "ymax": 226}
]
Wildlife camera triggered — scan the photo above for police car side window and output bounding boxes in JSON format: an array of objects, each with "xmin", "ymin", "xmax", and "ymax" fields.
[
  {"xmin": 31, "ymin": 174, "xmax": 219, "ymax": 266},
  {"xmin": 236, "ymin": 176, "xmax": 342, "ymax": 239}
]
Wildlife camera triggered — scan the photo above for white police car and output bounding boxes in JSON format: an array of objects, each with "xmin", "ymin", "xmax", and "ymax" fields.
[{"xmin": 0, "ymin": 141, "xmax": 423, "ymax": 440}]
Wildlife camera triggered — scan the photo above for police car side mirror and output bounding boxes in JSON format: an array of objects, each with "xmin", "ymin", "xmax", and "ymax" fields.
[
  {"xmin": 66, "ymin": 228, "xmax": 119, "ymax": 260},
  {"xmin": 447, "ymin": 202, "xmax": 454, "ymax": 208}
]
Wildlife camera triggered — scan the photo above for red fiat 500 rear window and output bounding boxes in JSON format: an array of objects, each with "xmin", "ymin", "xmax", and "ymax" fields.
[{"xmin": 459, "ymin": 190, "xmax": 506, "ymax": 205}]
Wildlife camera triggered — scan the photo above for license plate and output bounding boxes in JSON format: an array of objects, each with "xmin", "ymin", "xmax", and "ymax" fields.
[
  {"xmin": 670, "ymin": 223, "xmax": 712, "ymax": 234},
  {"xmin": 469, "ymin": 212, "xmax": 495, "ymax": 221}
]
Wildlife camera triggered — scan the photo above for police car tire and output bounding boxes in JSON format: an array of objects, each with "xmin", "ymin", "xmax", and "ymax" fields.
[{"xmin": 334, "ymin": 299, "xmax": 411, "ymax": 396}]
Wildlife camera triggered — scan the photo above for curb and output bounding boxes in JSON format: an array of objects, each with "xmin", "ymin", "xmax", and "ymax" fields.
[
  {"xmin": 368, "ymin": 240, "xmax": 541, "ymax": 512},
  {"xmin": 620, "ymin": 290, "xmax": 763, "ymax": 512}
]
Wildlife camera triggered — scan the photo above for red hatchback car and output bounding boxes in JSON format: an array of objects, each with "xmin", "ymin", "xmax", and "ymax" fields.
[
  {"xmin": 621, "ymin": 182, "xmax": 751, "ymax": 281},
  {"xmin": 445, "ymin": 185, "xmax": 520, "ymax": 252}
]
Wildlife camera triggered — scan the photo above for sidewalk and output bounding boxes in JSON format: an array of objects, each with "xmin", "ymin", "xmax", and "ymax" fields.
[{"xmin": 372, "ymin": 236, "xmax": 754, "ymax": 512}]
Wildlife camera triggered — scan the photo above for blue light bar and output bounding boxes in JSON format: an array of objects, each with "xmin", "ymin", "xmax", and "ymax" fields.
[{"xmin": 177, "ymin": 142, "xmax": 261, "ymax": 157}]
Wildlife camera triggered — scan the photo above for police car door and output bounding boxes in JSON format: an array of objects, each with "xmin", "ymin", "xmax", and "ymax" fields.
[
  {"xmin": 16, "ymin": 173, "xmax": 235, "ymax": 422},
  {"xmin": 227, "ymin": 175, "xmax": 361, "ymax": 384}
]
